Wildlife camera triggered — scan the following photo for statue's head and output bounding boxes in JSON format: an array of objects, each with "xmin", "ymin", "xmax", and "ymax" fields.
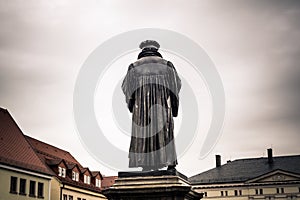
[
  {"xmin": 138, "ymin": 40, "xmax": 162, "ymax": 59},
  {"xmin": 139, "ymin": 40, "xmax": 160, "ymax": 50}
]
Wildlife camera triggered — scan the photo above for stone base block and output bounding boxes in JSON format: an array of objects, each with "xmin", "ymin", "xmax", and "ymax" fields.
[{"xmin": 103, "ymin": 170, "xmax": 202, "ymax": 200}]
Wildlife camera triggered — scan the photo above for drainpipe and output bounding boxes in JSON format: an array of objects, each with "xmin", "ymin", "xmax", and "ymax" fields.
[
  {"xmin": 48, "ymin": 178, "xmax": 51, "ymax": 200},
  {"xmin": 60, "ymin": 184, "xmax": 65, "ymax": 200}
]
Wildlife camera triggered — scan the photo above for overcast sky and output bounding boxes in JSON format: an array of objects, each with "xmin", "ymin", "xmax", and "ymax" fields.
[{"xmin": 1, "ymin": 0, "xmax": 300, "ymax": 177}]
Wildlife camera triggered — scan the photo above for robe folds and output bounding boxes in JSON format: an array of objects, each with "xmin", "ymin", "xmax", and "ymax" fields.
[{"xmin": 122, "ymin": 56, "xmax": 181, "ymax": 169}]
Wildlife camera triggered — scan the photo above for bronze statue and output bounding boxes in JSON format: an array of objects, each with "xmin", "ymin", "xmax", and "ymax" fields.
[{"xmin": 122, "ymin": 40, "xmax": 181, "ymax": 171}]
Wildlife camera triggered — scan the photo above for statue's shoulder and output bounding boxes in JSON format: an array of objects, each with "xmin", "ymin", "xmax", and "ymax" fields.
[
  {"xmin": 166, "ymin": 61, "xmax": 175, "ymax": 69},
  {"xmin": 132, "ymin": 56, "xmax": 168, "ymax": 67}
]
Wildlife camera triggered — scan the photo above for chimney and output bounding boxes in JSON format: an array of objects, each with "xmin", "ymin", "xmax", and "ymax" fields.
[
  {"xmin": 267, "ymin": 148, "xmax": 273, "ymax": 164},
  {"xmin": 216, "ymin": 155, "xmax": 221, "ymax": 167}
]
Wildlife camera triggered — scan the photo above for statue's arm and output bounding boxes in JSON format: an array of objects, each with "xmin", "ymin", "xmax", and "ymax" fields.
[
  {"xmin": 125, "ymin": 64, "xmax": 135, "ymax": 113},
  {"xmin": 128, "ymin": 96, "xmax": 135, "ymax": 113},
  {"xmin": 167, "ymin": 61, "xmax": 181, "ymax": 117},
  {"xmin": 170, "ymin": 92, "xmax": 179, "ymax": 117}
]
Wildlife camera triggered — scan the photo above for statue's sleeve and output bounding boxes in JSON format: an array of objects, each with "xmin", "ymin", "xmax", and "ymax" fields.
[
  {"xmin": 121, "ymin": 64, "xmax": 135, "ymax": 113},
  {"xmin": 167, "ymin": 61, "xmax": 181, "ymax": 117}
]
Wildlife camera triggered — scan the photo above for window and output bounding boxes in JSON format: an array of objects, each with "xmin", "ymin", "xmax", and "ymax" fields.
[
  {"xmin": 38, "ymin": 182, "xmax": 44, "ymax": 198},
  {"xmin": 72, "ymin": 171, "xmax": 76, "ymax": 180},
  {"xmin": 76, "ymin": 172, "xmax": 79, "ymax": 181},
  {"xmin": 204, "ymin": 192, "xmax": 207, "ymax": 197},
  {"xmin": 84, "ymin": 175, "xmax": 90, "ymax": 184},
  {"xmin": 220, "ymin": 191, "xmax": 228, "ymax": 196},
  {"xmin": 239, "ymin": 190, "xmax": 242, "ymax": 195},
  {"xmin": 77, "ymin": 198, "xmax": 81, "ymax": 200},
  {"xmin": 72, "ymin": 171, "xmax": 79, "ymax": 181},
  {"xmin": 10, "ymin": 176, "xmax": 17, "ymax": 194},
  {"xmin": 255, "ymin": 189, "xmax": 263, "ymax": 195},
  {"xmin": 234, "ymin": 190, "xmax": 242, "ymax": 196},
  {"xmin": 260, "ymin": 189, "xmax": 263, "ymax": 194},
  {"xmin": 69, "ymin": 195, "xmax": 73, "ymax": 200},
  {"xmin": 255, "ymin": 189, "xmax": 264, "ymax": 194},
  {"xmin": 58, "ymin": 167, "xmax": 66, "ymax": 177},
  {"xmin": 96, "ymin": 179, "xmax": 101, "ymax": 187},
  {"xmin": 63, "ymin": 194, "xmax": 67, "ymax": 200},
  {"xmin": 29, "ymin": 181, "xmax": 36, "ymax": 197},
  {"xmin": 62, "ymin": 168, "xmax": 66, "ymax": 177},
  {"xmin": 277, "ymin": 188, "xmax": 284, "ymax": 193},
  {"xmin": 19, "ymin": 178, "xmax": 26, "ymax": 195},
  {"xmin": 58, "ymin": 167, "xmax": 62, "ymax": 176}
]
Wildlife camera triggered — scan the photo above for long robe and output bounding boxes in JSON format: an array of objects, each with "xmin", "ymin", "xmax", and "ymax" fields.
[{"xmin": 122, "ymin": 56, "xmax": 181, "ymax": 169}]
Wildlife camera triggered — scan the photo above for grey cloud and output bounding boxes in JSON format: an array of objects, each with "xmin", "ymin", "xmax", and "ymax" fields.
[{"xmin": 1, "ymin": 0, "xmax": 300, "ymax": 176}]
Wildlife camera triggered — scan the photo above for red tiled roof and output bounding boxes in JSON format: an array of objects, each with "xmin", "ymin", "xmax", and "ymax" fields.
[
  {"xmin": 0, "ymin": 107, "xmax": 105, "ymax": 193},
  {"xmin": 80, "ymin": 167, "xmax": 92, "ymax": 174},
  {"xmin": 0, "ymin": 108, "xmax": 52, "ymax": 175},
  {"xmin": 58, "ymin": 175, "xmax": 102, "ymax": 193},
  {"xmin": 46, "ymin": 158, "xmax": 64, "ymax": 166},
  {"xmin": 25, "ymin": 130, "xmax": 103, "ymax": 193},
  {"xmin": 92, "ymin": 171, "xmax": 104, "ymax": 180},
  {"xmin": 92, "ymin": 171, "xmax": 102, "ymax": 178},
  {"xmin": 92, "ymin": 171, "xmax": 99, "ymax": 176},
  {"xmin": 101, "ymin": 176, "xmax": 118, "ymax": 189},
  {"xmin": 26, "ymin": 135, "xmax": 82, "ymax": 167},
  {"xmin": 67, "ymin": 163, "xmax": 78, "ymax": 170}
]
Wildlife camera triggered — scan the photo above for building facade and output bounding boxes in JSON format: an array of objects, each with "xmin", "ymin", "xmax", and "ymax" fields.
[
  {"xmin": 189, "ymin": 149, "xmax": 300, "ymax": 200},
  {"xmin": 26, "ymin": 134, "xmax": 107, "ymax": 200},
  {"xmin": 0, "ymin": 107, "xmax": 106, "ymax": 200},
  {"xmin": 0, "ymin": 108, "xmax": 52, "ymax": 200}
]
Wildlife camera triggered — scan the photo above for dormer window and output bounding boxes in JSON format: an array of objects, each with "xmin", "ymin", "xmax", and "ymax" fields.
[
  {"xmin": 84, "ymin": 175, "xmax": 90, "ymax": 184},
  {"xmin": 72, "ymin": 171, "xmax": 79, "ymax": 181},
  {"xmin": 95, "ymin": 179, "xmax": 101, "ymax": 188},
  {"xmin": 58, "ymin": 167, "xmax": 66, "ymax": 178}
]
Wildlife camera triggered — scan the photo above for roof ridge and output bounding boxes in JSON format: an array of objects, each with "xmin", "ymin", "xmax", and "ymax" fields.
[{"xmin": 233, "ymin": 154, "xmax": 300, "ymax": 162}]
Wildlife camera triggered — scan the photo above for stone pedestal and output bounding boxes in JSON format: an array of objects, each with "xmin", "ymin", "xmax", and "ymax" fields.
[{"xmin": 103, "ymin": 169, "xmax": 202, "ymax": 200}]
